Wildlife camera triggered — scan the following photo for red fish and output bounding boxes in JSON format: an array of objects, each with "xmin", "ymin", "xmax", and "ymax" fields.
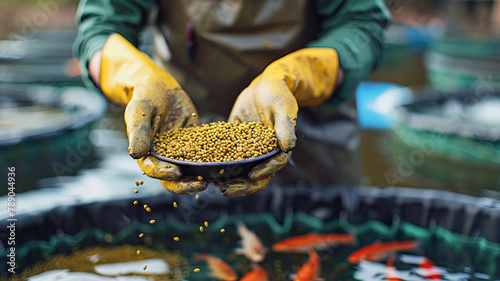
[
  {"xmin": 240, "ymin": 264, "xmax": 269, "ymax": 281},
  {"xmin": 196, "ymin": 254, "xmax": 238, "ymax": 281},
  {"xmin": 348, "ymin": 240, "xmax": 420, "ymax": 264},
  {"xmin": 399, "ymin": 254, "xmax": 443, "ymax": 280},
  {"xmin": 418, "ymin": 257, "xmax": 442, "ymax": 280},
  {"xmin": 272, "ymin": 233, "xmax": 354, "ymax": 253},
  {"xmin": 289, "ymin": 251, "xmax": 323, "ymax": 281}
]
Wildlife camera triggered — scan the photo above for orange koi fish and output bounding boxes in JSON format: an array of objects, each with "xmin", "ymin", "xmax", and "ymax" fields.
[
  {"xmin": 196, "ymin": 254, "xmax": 238, "ymax": 281},
  {"xmin": 348, "ymin": 240, "xmax": 420, "ymax": 264},
  {"xmin": 290, "ymin": 251, "xmax": 323, "ymax": 281},
  {"xmin": 235, "ymin": 222, "xmax": 268, "ymax": 262},
  {"xmin": 272, "ymin": 233, "xmax": 354, "ymax": 253},
  {"xmin": 240, "ymin": 264, "xmax": 269, "ymax": 281}
]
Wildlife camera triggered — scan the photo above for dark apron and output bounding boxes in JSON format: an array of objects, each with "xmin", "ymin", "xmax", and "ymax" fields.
[{"xmin": 154, "ymin": 0, "xmax": 362, "ymax": 185}]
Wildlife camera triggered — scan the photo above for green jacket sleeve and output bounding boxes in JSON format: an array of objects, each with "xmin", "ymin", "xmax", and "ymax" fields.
[
  {"xmin": 308, "ymin": 0, "xmax": 390, "ymax": 105},
  {"xmin": 73, "ymin": 0, "xmax": 157, "ymax": 90}
]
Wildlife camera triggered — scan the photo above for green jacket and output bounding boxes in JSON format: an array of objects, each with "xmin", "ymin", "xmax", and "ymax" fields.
[{"xmin": 74, "ymin": 0, "xmax": 389, "ymax": 106}]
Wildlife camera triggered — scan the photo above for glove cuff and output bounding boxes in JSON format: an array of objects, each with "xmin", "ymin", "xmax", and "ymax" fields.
[{"xmin": 101, "ymin": 33, "xmax": 175, "ymax": 106}]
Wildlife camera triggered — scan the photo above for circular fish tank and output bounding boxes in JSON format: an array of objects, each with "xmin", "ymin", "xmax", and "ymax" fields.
[
  {"xmin": 1, "ymin": 174, "xmax": 499, "ymax": 280},
  {"xmin": 391, "ymin": 90, "xmax": 500, "ymax": 193},
  {"xmin": 0, "ymin": 29, "xmax": 81, "ymax": 85},
  {"xmin": 425, "ymin": 37, "xmax": 500, "ymax": 93},
  {"xmin": 0, "ymin": 84, "xmax": 107, "ymax": 194}
]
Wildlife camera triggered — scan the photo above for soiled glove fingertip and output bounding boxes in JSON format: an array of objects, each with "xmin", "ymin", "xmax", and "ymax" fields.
[
  {"xmin": 166, "ymin": 169, "xmax": 183, "ymax": 180},
  {"xmin": 128, "ymin": 149, "xmax": 141, "ymax": 159},
  {"xmin": 161, "ymin": 179, "xmax": 208, "ymax": 195},
  {"xmin": 140, "ymin": 157, "xmax": 183, "ymax": 180},
  {"xmin": 281, "ymin": 141, "xmax": 295, "ymax": 154},
  {"xmin": 275, "ymin": 130, "xmax": 296, "ymax": 153},
  {"xmin": 128, "ymin": 144, "xmax": 150, "ymax": 159},
  {"xmin": 185, "ymin": 180, "xmax": 209, "ymax": 192},
  {"xmin": 248, "ymin": 170, "xmax": 270, "ymax": 181},
  {"xmin": 219, "ymin": 187, "xmax": 244, "ymax": 198},
  {"xmin": 218, "ymin": 176, "xmax": 274, "ymax": 197},
  {"xmin": 248, "ymin": 151, "xmax": 291, "ymax": 180},
  {"xmin": 145, "ymin": 168, "xmax": 182, "ymax": 181}
]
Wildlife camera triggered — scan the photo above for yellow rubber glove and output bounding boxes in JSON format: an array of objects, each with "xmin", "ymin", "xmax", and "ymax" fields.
[
  {"xmin": 101, "ymin": 33, "xmax": 208, "ymax": 194},
  {"xmin": 217, "ymin": 48, "xmax": 340, "ymax": 197}
]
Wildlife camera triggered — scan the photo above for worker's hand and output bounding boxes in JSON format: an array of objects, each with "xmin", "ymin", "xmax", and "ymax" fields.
[
  {"xmin": 100, "ymin": 33, "xmax": 208, "ymax": 194},
  {"xmin": 218, "ymin": 48, "xmax": 340, "ymax": 197}
]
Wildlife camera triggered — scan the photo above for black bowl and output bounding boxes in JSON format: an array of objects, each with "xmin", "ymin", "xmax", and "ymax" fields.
[{"xmin": 151, "ymin": 142, "xmax": 280, "ymax": 179}]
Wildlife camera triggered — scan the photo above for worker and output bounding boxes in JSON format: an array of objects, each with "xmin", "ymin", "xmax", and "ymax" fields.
[{"xmin": 74, "ymin": 0, "xmax": 390, "ymax": 197}]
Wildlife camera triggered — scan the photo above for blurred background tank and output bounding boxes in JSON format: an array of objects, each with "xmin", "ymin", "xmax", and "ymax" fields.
[
  {"xmin": 0, "ymin": 84, "xmax": 107, "ymax": 194},
  {"xmin": 0, "ymin": 32, "xmax": 82, "ymax": 85},
  {"xmin": 0, "ymin": 0, "xmax": 154, "ymax": 193},
  {"xmin": 390, "ymin": 89, "xmax": 500, "ymax": 194},
  {"xmin": 424, "ymin": 0, "xmax": 500, "ymax": 94},
  {"xmin": 0, "ymin": 0, "xmax": 81, "ymax": 85},
  {"xmin": 425, "ymin": 37, "xmax": 500, "ymax": 93},
  {"xmin": 359, "ymin": 0, "xmax": 500, "ymax": 197}
]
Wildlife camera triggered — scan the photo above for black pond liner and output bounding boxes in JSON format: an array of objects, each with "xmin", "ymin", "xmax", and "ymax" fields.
[{"xmin": 1, "ymin": 185, "xmax": 500, "ymax": 277}]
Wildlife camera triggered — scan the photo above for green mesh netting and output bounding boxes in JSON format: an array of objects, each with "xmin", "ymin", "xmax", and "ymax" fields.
[
  {"xmin": 3, "ymin": 212, "xmax": 500, "ymax": 280},
  {"xmin": 425, "ymin": 37, "xmax": 500, "ymax": 92},
  {"xmin": 431, "ymin": 37, "xmax": 500, "ymax": 59}
]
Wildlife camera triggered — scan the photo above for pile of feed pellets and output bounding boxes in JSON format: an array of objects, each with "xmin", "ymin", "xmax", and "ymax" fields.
[{"xmin": 153, "ymin": 121, "xmax": 278, "ymax": 162}]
